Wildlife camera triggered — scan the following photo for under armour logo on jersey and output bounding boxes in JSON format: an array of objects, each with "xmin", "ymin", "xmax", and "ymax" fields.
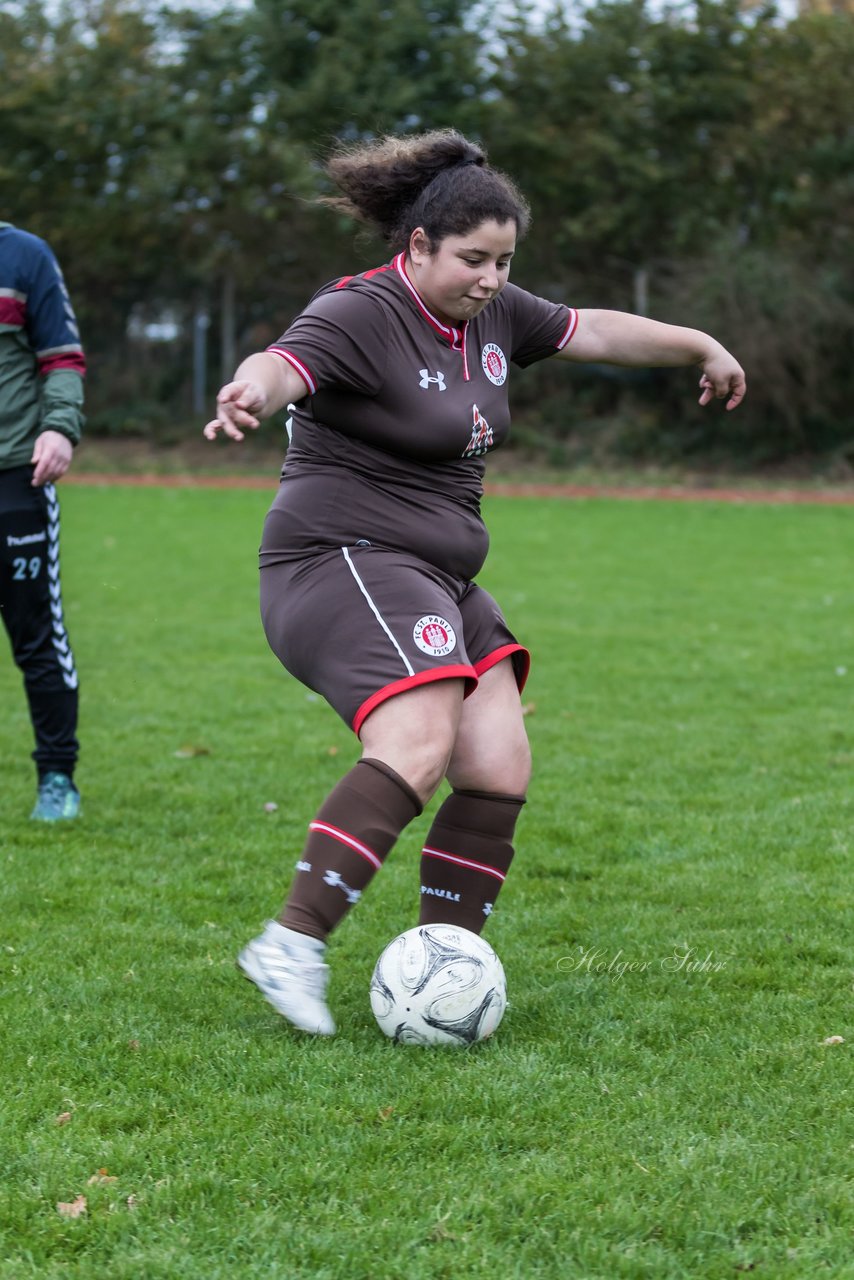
[
  {"xmin": 295, "ymin": 860, "xmax": 312, "ymax": 873},
  {"xmin": 482, "ymin": 902, "xmax": 494, "ymax": 917},
  {"xmin": 419, "ymin": 369, "xmax": 447, "ymax": 391},
  {"xmin": 323, "ymin": 869, "xmax": 362, "ymax": 904}
]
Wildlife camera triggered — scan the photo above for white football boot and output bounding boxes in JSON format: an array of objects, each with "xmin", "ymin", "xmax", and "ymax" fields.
[{"xmin": 238, "ymin": 920, "xmax": 336, "ymax": 1036}]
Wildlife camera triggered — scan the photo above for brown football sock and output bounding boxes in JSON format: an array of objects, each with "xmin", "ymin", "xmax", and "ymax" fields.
[
  {"xmin": 278, "ymin": 758, "xmax": 422, "ymax": 941},
  {"xmin": 418, "ymin": 788, "xmax": 526, "ymax": 934}
]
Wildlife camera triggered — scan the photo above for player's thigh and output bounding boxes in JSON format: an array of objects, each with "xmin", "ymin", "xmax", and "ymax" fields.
[
  {"xmin": 446, "ymin": 657, "xmax": 531, "ymax": 795},
  {"xmin": 360, "ymin": 677, "xmax": 466, "ymax": 803},
  {"xmin": 0, "ymin": 477, "xmax": 53, "ymax": 651}
]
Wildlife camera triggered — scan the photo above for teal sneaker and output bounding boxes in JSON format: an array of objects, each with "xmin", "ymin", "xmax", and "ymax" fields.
[{"xmin": 31, "ymin": 772, "xmax": 81, "ymax": 822}]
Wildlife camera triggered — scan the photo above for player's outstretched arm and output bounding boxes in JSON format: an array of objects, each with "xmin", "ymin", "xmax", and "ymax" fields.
[
  {"xmin": 557, "ymin": 309, "xmax": 746, "ymax": 411},
  {"xmin": 203, "ymin": 352, "xmax": 310, "ymax": 442}
]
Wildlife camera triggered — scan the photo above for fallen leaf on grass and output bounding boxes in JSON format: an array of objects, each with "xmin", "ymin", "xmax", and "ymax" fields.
[
  {"xmin": 173, "ymin": 744, "xmax": 211, "ymax": 758},
  {"xmin": 87, "ymin": 1169, "xmax": 118, "ymax": 1186},
  {"xmin": 326, "ymin": 745, "xmax": 339, "ymax": 757},
  {"xmin": 56, "ymin": 1195, "xmax": 87, "ymax": 1219},
  {"xmin": 427, "ymin": 1212, "xmax": 457, "ymax": 1243},
  {"xmin": 521, "ymin": 702, "xmax": 537, "ymax": 717},
  {"xmin": 377, "ymin": 1106, "xmax": 394, "ymax": 1121},
  {"xmin": 127, "ymin": 1039, "xmax": 140, "ymax": 1051},
  {"xmin": 822, "ymin": 1035, "xmax": 845, "ymax": 1046},
  {"xmin": 55, "ymin": 1111, "xmax": 72, "ymax": 1126}
]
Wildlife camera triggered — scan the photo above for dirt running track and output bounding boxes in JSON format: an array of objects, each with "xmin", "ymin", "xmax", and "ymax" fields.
[{"xmin": 63, "ymin": 472, "xmax": 854, "ymax": 506}]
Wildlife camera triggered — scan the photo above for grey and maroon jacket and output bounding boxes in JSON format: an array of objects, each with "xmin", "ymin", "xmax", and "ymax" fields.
[{"xmin": 0, "ymin": 222, "xmax": 86, "ymax": 471}]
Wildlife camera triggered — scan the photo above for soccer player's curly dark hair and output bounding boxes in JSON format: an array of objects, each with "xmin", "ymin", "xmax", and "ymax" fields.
[{"xmin": 321, "ymin": 129, "xmax": 530, "ymax": 255}]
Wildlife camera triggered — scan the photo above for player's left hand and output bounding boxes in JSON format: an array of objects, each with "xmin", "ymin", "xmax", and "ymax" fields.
[
  {"xmin": 31, "ymin": 430, "xmax": 74, "ymax": 486},
  {"xmin": 698, "ymin": 347, "xmax": 746, "ymax": 412}
]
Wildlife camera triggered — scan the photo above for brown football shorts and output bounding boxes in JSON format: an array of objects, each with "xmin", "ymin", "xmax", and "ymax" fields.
[{"xmin": 260, "ymin": 544, "xmax": 529, "ymax": 735}]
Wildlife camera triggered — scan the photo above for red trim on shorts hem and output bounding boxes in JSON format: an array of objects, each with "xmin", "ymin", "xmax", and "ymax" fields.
[
  {"xmin": 473, "ymin": 643, "xmax": 530, "ymax": 693},
  {"xmin": 353, "ymin": 665, "xmax": 477, "ymax": 737}
]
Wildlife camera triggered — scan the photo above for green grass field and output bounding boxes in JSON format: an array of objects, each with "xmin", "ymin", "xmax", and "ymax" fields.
[{"xmin": 1, "ymin": 484, "xmax": 853, "ymax": 1279}]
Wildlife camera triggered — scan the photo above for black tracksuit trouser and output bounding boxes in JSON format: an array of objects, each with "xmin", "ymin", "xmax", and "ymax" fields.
[{"xmin": 0, "ymin": 465, "xmax": 79, "ymax": 780}]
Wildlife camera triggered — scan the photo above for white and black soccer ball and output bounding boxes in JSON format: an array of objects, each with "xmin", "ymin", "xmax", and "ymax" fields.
[{"xmin": 369, "ymin": 924, "xmax": 507, "ymax": 1047}]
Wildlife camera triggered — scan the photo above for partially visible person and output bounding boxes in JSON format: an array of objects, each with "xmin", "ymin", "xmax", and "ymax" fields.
[{"xmin": 0, "ymin": 222, "xmax": 86, "ymax": 820}]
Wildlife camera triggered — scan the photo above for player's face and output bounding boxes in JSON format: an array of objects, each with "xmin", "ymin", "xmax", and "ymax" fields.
[{"xmin": 409, "ymin": 220, "xmax": 517, "ymax": 326}]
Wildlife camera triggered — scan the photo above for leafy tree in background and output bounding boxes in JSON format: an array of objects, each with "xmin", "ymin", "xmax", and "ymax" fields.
[
  {"xmin": 243, "ymin": 0, "xmax": 488, "ymax": 318},
  {"xmin": 484, "ymin": 0, "xmax": 779, "ymax": 296},
  {"xmin": 252, "ymin": 0, "xmax": 484, "ymax": 142},
  {"xmin": 2, "ymin": 2, "xmax": 176, "ymax": 427},
  {"xmin": 482, "ymin": 0, "xmax": 854, "ymax": 463},
  {"xmin": 1, "ymin": 0, "xmax": 487, "ymax": 427},
  {"xmin": 0, "ymin": 0, "xmax": 317, "ymax": 421},
  {"xmin": 1, "ymin": 0, "xmax": 850, "ymax": 462}
]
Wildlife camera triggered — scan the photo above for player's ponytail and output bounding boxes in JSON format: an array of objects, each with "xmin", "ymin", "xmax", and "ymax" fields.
[{"xmin": 322, "ymin": 129, "xmax": 530, "ymax": 254}]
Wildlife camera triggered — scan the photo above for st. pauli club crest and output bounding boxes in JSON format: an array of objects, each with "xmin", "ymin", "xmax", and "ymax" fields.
[{"xmin": 413, "ymin": 615, "xmax": 457, "ymax": 656}]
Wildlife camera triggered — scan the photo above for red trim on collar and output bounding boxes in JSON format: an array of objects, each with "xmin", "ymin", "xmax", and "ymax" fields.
[
  {"xmin": 393, "ymin": 253, "xmax": 470, "ymax": 379},
  {"xmin": 393, "ymin": 253, "xmax": 462, "ymax": 345}
]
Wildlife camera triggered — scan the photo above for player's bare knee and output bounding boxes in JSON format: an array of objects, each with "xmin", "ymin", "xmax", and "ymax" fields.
[
  {"xmin": 360, "ymin": 729, "xmax": 455, "ymax": 805},
  {"xmin": 397, "ymin": 739, "xmax": 455, "ymax": 803},
  {"xmin": 414, "ymin": 757, "xmax": 454, "ymax": 803},
  {"xmin": 449, "ymin": 734, "xmax": 531, "ymax": 795},
  {"xmin": 359, "ymin": 680, "xmax": 463, "ymax": 802}
]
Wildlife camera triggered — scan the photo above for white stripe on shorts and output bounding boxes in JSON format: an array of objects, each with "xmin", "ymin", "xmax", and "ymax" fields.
[
  {"xmin": 341, "ymin": 546, "xmax": 414, "ymax": 677},
  {"xmin": 44, "ymin": 483, "xmax": 78, "ymax": 691}
]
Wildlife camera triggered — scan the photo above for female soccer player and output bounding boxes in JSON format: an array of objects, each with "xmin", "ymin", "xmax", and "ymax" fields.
[{"xmin": 204, "ymin": 130, "xmax": 745, "ymax": 1036}]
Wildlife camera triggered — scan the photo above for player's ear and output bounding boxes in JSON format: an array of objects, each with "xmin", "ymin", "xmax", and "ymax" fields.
[{"xmin": 409, "ymin": 227, "xmax": 432, "ymax": 263}]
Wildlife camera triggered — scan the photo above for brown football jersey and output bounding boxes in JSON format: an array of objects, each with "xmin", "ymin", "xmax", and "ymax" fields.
[{"xmin": 261, "ymin": 254, "xmax": 576, "ymax": 581}]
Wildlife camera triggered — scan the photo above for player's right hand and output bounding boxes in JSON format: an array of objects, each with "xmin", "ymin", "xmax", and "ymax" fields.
[
  {"xmin": 203, "ymin": 380, "xmax": 268, "ymax": 442},
  {"xmin": 697, "ymin": 347, "xmax": 746, "ymax": 412}
]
